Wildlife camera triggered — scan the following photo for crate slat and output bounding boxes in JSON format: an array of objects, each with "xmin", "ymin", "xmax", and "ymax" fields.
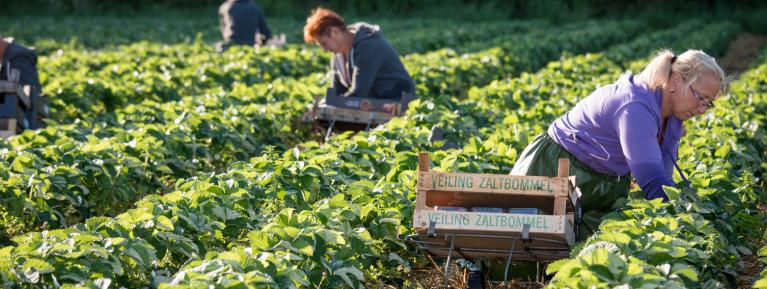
[
  {"xmin": 418, "ymin": 171, "xmax": 569, "ymax": 196},
  {"xmin": 316, "ymin": 105, "xmax": 393, "ymax": 125}
]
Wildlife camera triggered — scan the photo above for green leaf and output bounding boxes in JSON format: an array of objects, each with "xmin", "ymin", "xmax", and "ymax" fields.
[
  {"xmin": 335, "ymin": 267, "xmax": 365, "ymax": 288},
  {"xmin": 248, "ymin": 231, "xmax": 271, "ymax": 250},
  {"xmin": 328, "ymin": 194, "xmax": 349, "ymax": 208},
  {"xmin": 714, "ymin": 144, "xmax": 730, "ymax": 158},
  {"xmin": 156, "ymin": 215, "xmax": 175, "ymax": 231},
  {"xmin": 759, "ymin": 246, "xmax": 767, "ymax": 257},
  {"xmin": 663, "ymin": 185, "xmax": 681, "ymax": 201},
  {"xmin": 121, "ymin": 241, "xmax": 156, "ymax": 268},
  {"xmin": 211, "ymin": 205, "xmax": 241, "ymax": 221},
  {"xmin": 23, "ymin": 258, "xmax": 55, "ymax": 274},
  {"xmin": 755, "ymin": 278, "xmax": 767, "ymax": 289},
  {"xmin": 735, "ymin": 245, "xmax": 752, "ymax": 256},
  {"xmin": 670, "ymin": 263, "xmax": 698, "ymax": 282},
  {"xmin": 314, "ymin": 229, "xmax": 345, "ymax": 245},
  {"xmin": 119, "ymin": 208, "xmax": 154, "ymax": 224}
]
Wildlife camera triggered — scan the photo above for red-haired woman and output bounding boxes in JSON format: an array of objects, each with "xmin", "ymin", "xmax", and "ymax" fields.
[{"xmin": 304, "ymin": 8, "xmax": 414, "ymax": 103}]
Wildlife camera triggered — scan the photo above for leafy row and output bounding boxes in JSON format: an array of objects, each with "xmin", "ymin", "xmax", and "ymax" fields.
[
  {"xmin": 0, "ymin": 18, "xmax": 645, "ymax": 243},
  {"xmin": 39, "ymin": 19, "xmax": 613, "ymax": 123},
  {"xmin": 1, "ymin": 15, "xmax": 543, "ymax": 54},
  {"xmin": 0, "ymin": 19, "xmax": 706, "ymax": 288}
]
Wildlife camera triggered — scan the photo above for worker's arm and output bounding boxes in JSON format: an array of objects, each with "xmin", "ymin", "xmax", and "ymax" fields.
[
  {"xmin": 256, "ymin": 6, "xmax": 272, "ymax": 42},
  {"xmin": 615, "ymin": 103, "xmax": 675, "ymax": 201},
  {"xmin": 329, "ymin": 55, "xmax": 348, "ymax": 96},
  {"xmin": 218, "ymin": 3, "xmax": 230, "ymax": 40}
]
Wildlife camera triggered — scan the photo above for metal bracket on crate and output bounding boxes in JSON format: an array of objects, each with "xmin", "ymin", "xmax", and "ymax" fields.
[
  {"xmin": 521, "ymin": 223, "xmax": 531, "ymax": 241},
  {"xmin": 324, "ymin": 118, "xmax": 336, "ymax": 141},
  {"xmin": 573, "ymin": 187, "xmax": 583, "ymax": 226},
  {"xmin": 428, "ymin": 221, "xmax": 437, "ymax": 237},
  {"xmin": 503, "ymin": 238, "xmax": 518, "ymax": 282},
  {"xmin": 364, "ymin": 112, "xmax": 374, "ymax": 131},
  {"xmin": 444, "ymin": 235, "xmax": 456, "ymax": 288}
]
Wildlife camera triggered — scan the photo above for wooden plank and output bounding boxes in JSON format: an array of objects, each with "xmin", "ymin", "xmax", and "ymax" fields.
[
  {"xmin": 0, "ymin": 80, "xmax": 17, "ymax": 93},
  {"xmin": 418, "ymin": 171, "xmax": 568, "ymax": 196},
  {"xmin": 558, "ymin": 158, "xmax": 570, "ymax": 177},
  {"xmin": 415, "ymin": 228, "xmax": 570, "ymax": 246},
  {"xmin": 0, "ymin": 131, "xmax": 14, "ymax": 139},
  {"xmin": 566, "ymin": 214, "xmax": 575, "ymax": 245},
  {"xmin": 414, "ymin": 153, "xmax": 430, "ymax": 228},
  {"xmin": 418, "ymin": 152, "xmax": 430, "ymax": 172},
  {"xmin": 553, "ymin": 196, "xmax": 566, "ymax": 216},
  {"xmin": 0, "ymin": 118, "xmax": 16, "ymax": 139},
  {"xmin": 413, "ymin": 210, "xmax": 566, "ymax": 234},
  {"xmin": 424, "ymin": 191, "xmax": 554, "ymax": 213},
  {"xmin": 324, "ymin": 94, "xmax": 401, "ymax": 114},
  {"xmin": 316, "ymin": 105, "xmax": 393, "ymax": 125}
]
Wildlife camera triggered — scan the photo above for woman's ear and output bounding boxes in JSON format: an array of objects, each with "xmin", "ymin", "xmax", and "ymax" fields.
[
  {"xmin": 671, "ymin": 72, "xmax": 683, "ymax": 89},
  {"xmin": 328, "ymin": 27, "xmax": 340, "ymax": 39}
]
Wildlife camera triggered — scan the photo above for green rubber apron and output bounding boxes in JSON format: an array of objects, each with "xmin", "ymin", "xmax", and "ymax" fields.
[{"xmin": 511, "ymin": 133, "xmax": 631, "ymax": 238}]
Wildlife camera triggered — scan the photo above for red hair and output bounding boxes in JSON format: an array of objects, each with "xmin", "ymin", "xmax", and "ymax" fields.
[{"xmin": 303, "ymin": 8, "xmax": 346, "ymax": 44}]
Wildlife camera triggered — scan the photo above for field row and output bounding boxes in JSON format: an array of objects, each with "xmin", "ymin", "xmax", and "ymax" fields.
[
  {"xmin": 0, "ymin": 20, "xmax": 749, "ymax": 288},
  {"xmin": 0, "ymin": 19, "xmax": 646, "ymax": 244}
]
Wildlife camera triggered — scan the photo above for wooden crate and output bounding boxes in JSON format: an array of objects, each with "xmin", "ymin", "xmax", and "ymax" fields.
[
  {"xmin": 411, "ymin": 152, "xmax": 580, "ymax": 262},
  {"xmin": 312, "ymin": 90, "xmax": 414, "ymax": 128},
  {"xmin": 315, "ymin": 105, "xmax": 394, "ymax": 125},
  {"xmin": 0, "ymin": 79, "xmax": 17, "ymax": 93},
  {"xmin": 0, "ymin": 69, "xmax": 30, "ymax": 106}
]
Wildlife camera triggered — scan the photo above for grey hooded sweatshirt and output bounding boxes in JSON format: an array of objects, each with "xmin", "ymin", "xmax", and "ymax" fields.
[{"xmin": 331, "ymin": 23, "xmax": 414, "ymax": 100}]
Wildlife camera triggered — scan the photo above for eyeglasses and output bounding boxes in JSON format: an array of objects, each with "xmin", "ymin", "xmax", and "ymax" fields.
[
  {"xmin": 688, "ymin": 85, "xmax": 715, "ymax": 109},
  {"xmin": 681, "ymin": 76, "xmax": 716, "ymax": 109}
]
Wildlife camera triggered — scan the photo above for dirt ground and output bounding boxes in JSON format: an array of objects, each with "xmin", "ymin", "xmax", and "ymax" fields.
[
  {"xmin": 737, "ymin": 203, "xmax": 767, "ymax": 289},
  {"xmin": 718, "ymin": 33, "xmax": 767, "ymax": 76},
  {"xmin": 405, "ymin": 258, "xmax": 544, "ymax": 289}
]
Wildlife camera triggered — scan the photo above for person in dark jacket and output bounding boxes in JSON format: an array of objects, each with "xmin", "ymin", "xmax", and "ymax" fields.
[
  {"xmin": 0, "ymin": 38, "xmax": 40, "ymax": 92},
  {"xmin": 303, "ymin": 8, "xmax": 414, "ymax": 105},
  {"xmin": 218, "ymin": 0, "xmax": 272, "ymax": 47}
]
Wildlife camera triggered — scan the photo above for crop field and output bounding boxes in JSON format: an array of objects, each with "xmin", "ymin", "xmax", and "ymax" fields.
[{"xmin": 1, "ymin": 9, "xmax": 766, "ymax": 289}]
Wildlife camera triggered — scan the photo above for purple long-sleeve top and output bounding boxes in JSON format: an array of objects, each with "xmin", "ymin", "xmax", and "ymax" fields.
[{"xmin": 548, "ymin": 74, "xmax": 681, "ymax": 201}]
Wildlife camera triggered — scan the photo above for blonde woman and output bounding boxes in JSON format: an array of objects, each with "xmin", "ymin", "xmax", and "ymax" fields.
[{"xmin": 511, "ymin": 49, "xmax": 727, "ymax": 237}]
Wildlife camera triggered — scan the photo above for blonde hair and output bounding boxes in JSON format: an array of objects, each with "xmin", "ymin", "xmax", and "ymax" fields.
[{"xmin": 636, "ymin": 49, "xmax": 728, "ymax": 96}]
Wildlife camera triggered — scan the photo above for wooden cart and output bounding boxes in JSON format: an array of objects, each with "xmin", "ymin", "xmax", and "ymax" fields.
[
  {"xmin": 406, "ymin": 152, "xmax": 582, "ymax": 284},
  {"xmin": 311, "ymin": 90, "xmax": 415, "ymax": 140}
]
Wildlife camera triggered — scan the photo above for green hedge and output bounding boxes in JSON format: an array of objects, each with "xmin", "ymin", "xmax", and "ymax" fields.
[{"xmin": 4, "ymin": 0, "xmax": 766, "ymax": 19}]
